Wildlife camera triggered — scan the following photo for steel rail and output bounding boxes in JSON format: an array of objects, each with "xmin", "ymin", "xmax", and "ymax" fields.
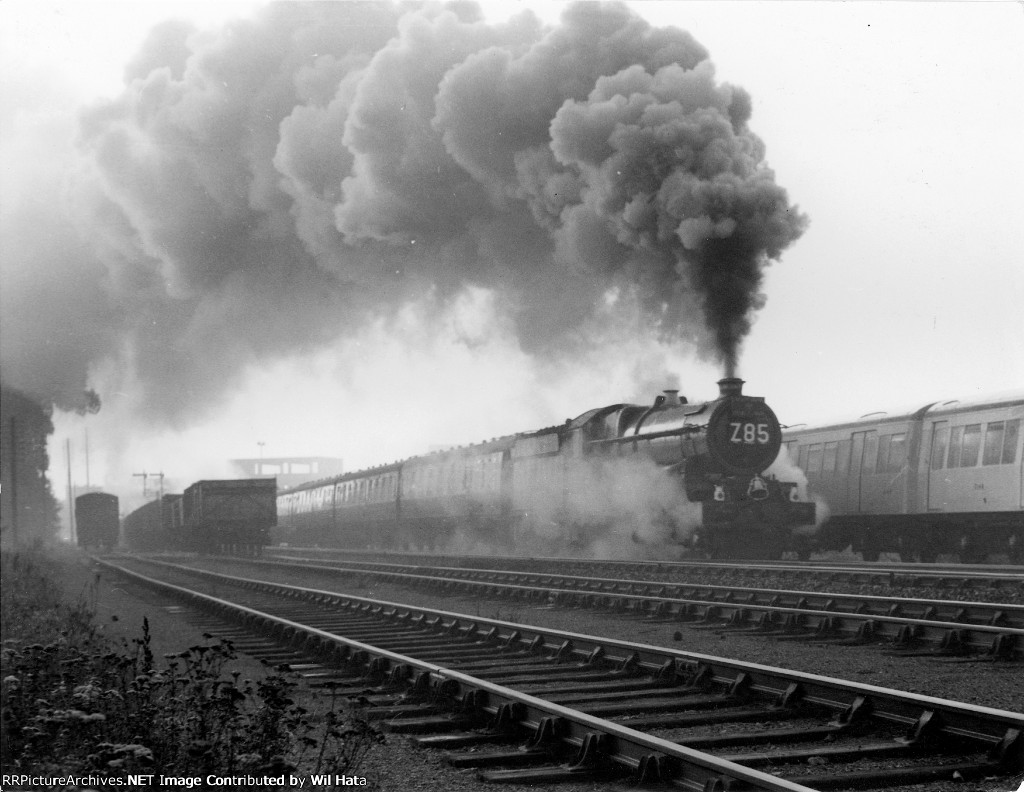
[
  {"xmin": 269, "ymin": 546, "xmax": 1024, "ymax": 585},
  {"xmin": 96, "ymin": 557, "xmax": 815, "ymax": 792},
  {"xmin": 249, "ymin": 556, "xmax": 1024, "ymax": 658},
  {"xmin": 105, "ymin": 555, "xmax": 1023, "ymax": 791},
  {"xmin": 270, "ymin": 554, "xmax": 1024, "ymax": 628}
]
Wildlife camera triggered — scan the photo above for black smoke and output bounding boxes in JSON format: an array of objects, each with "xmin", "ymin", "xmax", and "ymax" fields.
[{"xmin": 0, "ymin": 1, "xmax": 805, "ymax": 421}]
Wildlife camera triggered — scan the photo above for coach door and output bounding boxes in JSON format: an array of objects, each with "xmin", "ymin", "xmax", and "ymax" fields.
[
  {"xmin": 927, "ymin": 421, "xmax": 950, "ymax": 511},
  {"xmin": 848, "ymin": 431, "xmax": 876, "ymax": 512}
]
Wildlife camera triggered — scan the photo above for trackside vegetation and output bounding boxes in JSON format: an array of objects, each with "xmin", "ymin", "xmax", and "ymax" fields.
[{"xmin": 0, "ymin": 549, "xmax": 383, "ymax": 789}]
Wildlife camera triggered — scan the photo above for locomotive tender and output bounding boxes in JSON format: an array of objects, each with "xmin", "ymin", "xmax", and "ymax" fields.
[
  {"xmin": 783, "ymin": 391, "xmax": 1024, "ymax": 562},
  {"xmin": 276, "ymin": 379, "xmax": 815, "ymax": 558}
]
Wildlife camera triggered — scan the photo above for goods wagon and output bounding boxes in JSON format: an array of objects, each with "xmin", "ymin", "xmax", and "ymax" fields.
[
  {"xmin": 180, "ymin": 478, "xmax": 277, "ymax": 554},
  {"xmin": 75, "ymin": 492, "xmax": 119, "ymax": 550}
]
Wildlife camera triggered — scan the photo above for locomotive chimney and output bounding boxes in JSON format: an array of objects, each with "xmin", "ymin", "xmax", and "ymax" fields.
[
  {"xmin": 717, "ymin": 377, "xmax": 745, "ymax": 397},
  {"xmin": 662, "ymin": 389, "xmax": 682, "ymax": 406}
]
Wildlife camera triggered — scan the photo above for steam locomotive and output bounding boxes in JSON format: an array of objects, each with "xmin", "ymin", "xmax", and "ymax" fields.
[{"xmin": 276, "ymin": 379, "xmax": 815, "ymax": 558}]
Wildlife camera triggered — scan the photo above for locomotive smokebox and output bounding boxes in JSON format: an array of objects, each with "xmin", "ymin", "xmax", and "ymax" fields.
[{"xmin": 718, "ymin": 377, "xmax": 745, "ymax": 398}]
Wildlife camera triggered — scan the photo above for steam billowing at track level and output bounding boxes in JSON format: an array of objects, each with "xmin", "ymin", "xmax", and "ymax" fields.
[{"xmin": 0, "ymin": 1, "xmax": 805, "ymax": 430}]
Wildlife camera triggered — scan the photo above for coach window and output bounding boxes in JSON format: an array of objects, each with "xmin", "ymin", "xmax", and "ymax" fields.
[
  {"xmin": 983, "ymin": 422, "xmax": 1005, "ymax": 465},
  {"xmin": 931, "ymin": 426, "xmax": 949, "ymax": 470},
  {"xmin": 947, "ymin": 426, "xmax": 964, "ymax": 468},
  {"xmin": 822, "ymin": 441, "xmax": 838, "ymax": 474},
  {"xmin": 797, "ymin": 445, "xmax": 810, "ymax": 470},
  {"xmin": 836, "ymin": 439, "xmax": 852, "ymax": 475},
  {"xmin": 960, "ymin": 424, "xmax": 982, "ymax": 467},
  {"xmin": 1003, "ymin": 419, "xmax": 1020, "ymax": 464},
  {"xmin": 806, "ymin": 444, "xmax": 823, "ymax": 474},
  {"xmin": 886, "ymin": 433, "xmax": 906, "ymax": 472},
  {"xmin": 863, "ymin": 435, "xmax": 878, "ymax": 474},
  {"xmin": 876, "ymin": 435, "xmax": 891, "ymax": 473}
]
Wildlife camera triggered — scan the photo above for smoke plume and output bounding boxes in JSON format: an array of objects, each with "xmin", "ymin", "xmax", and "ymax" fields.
[{"xmin": 1, "ymin": 1, "xmax": 805, "ymax": 425}]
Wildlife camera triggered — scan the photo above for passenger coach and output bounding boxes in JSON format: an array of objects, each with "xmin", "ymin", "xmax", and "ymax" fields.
[{"xmin": 783, "ymin": 392, "xmax": 1023, "ymax": 562}]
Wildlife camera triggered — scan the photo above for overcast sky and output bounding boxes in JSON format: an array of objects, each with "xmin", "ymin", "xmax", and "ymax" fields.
[{"xmin": 1, "ymin": 1, "xmax": 1021, "ymax": 511}]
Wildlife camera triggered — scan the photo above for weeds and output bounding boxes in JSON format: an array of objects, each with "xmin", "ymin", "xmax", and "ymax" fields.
[{"xmin": 1, "ymin": 550, "xmax": 384, "ymax": 788}]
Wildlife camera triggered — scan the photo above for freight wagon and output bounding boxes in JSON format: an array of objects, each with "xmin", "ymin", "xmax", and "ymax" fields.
[
  {"xmin": 75, "ymin": 492, "xmax": 119, "ymax": 550},
  {"xmin": 179, "ymin": 478, "xmax": 277, "ymax": 554}
]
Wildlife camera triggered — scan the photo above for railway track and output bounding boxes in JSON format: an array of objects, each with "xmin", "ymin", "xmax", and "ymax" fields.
[
  {"xmin": 100, "ymin": 556, "xmax": 1023, "ymax": 791},
  {"xmin": 243, "ymin": 554, "xmax": 1024, "ymax": 659},
  {"xmin": 270, "ymin": 547, "xmax": 1024, "ymax": 590}
]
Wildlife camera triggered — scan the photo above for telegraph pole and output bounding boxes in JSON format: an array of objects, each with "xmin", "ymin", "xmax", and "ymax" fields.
[
  {"xmin": 8, "ymin": 417, "xmax": 18, "ymax": 543},
  {"xmin": 66, "ymin": 438, "xmax": 76, "ymax": 544},
  {"xmin": 133, "ymin": 471, "xmax": 149, "ymax": 498}
]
